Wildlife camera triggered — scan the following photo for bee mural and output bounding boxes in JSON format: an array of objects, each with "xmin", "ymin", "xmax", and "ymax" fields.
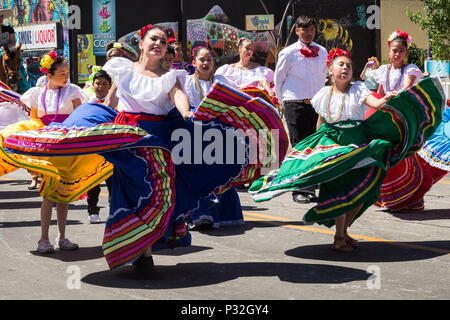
[{"xmin": 316, "ymin": 17, "xmax": 353, "ymax": 53}]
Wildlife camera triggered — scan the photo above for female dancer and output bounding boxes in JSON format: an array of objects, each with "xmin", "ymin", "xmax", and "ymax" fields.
[
  {"xmin": 215, "ymin": 38, "xmax": 275, "ymax": 100},
  {"xmin": 5, "ymin": 25, "xmax": 287, "ymax": 276},
  {"xmin": 372, "ymin": 30, "xmax": 430, "ymax": 212},
  {"xmin": 1, "ymin": 52, "xmax": 89, "ymax": 252},
  {"xmin": 249, "ymin": 48, "xmax": 444, "ymax": 251},
  {"xmin": 183, "ymin": 46, "xmax": 244, "ymax": 229}
]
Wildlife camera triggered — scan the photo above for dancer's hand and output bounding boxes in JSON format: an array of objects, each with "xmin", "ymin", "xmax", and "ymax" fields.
[{"xmin": 182, "ymin": 110, "xmax": 194, "ymax": 120}]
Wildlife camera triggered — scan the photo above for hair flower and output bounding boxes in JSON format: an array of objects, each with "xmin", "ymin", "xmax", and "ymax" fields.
[
  {"xmin": 168, "ymin": 37, "xmax": 177, "ymax": 44},
  {"xmin": 387, "ymin": 30, "xmax": 412, "ymax": 48},
  {"xmin": 326, "ymin": 48, "xmax": 351, "ymax": 66},
  {"xmin": 139, "ymin": 24, "xmax": 153, "ymax": 40},
  {"xmin": 113, "ymin": 42, "xmax": 122, "ymax": 49}
]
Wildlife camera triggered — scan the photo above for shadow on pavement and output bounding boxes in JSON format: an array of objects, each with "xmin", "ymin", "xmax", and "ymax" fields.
[
  {"xmin": 191, "ymin": 220, "xmax": 306, "ymax": 237},
  {"xmin": 30, "ymin": 245, "xmax": 104, "ymax": 262},
  {"xmin": 0, "ymin": 200, "xmax": 43, "ymax": 209},
  {"xmin": 0, "ymin": 219, "xmax": 82, "ymax": 228},
  {"xmin": 0, "ymin": 179, "xmax": 29, "ymax": 186},
  {"xmin": 81, "ymin": 261, "xmax": 371, "ymax": 289},
  {"xmin": 285, "ymin": 240, "xmax": 450, "ymax": 263},
  {"xmin": 241, "ymin": 205, "xmax": 268, "ymax": 212},
  {"xmin": 0, "ymin": 190, "xmax": 41, "ymax": 199},
  {"xmin": 154, "ymin": 245, "xmax": 213, "ymax": 256},
  {"xmin": 390, "ymin": 209, "xmax": 450, "ymax": 221}
]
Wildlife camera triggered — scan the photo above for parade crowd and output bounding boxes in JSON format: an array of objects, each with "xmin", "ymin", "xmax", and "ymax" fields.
[{"xmin": 0, "ymin": 15, "xmax": 448, "ymax": 278}]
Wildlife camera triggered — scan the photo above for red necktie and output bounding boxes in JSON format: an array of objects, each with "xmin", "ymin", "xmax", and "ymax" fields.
[{"xmin": 300, "ymin": 45, "xmax": 319, "ymax": 58}]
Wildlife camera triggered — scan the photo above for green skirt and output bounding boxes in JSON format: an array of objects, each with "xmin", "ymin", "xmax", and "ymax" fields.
[{"xmin": 249, "ymin": 77, "xmax": 446, "ymax": 227}]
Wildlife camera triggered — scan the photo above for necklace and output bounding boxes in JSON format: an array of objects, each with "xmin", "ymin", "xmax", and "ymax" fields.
[
  {"xmin": 42, "ymin": 85, "xmax": 62, "ymax": 121},
  {"xmin": 194, "ymin": 73, "xmax": 213, "ymax": 101},
  {"xmin": 326, "ymin": 84, "xmax": 350, "ymax": 122},
  {"xmin": 386, "ymin": 64, "xmax": 405, "ymax": 92}
]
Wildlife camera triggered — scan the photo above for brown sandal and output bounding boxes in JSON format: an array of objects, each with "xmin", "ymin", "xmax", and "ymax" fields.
[
  {"xmin": 345, "ymin": 235, "xmax": 359, "ymax": 248},
  {"xmin": 332, "ymin": 236, "xmax": 355, "ymax": 252}
]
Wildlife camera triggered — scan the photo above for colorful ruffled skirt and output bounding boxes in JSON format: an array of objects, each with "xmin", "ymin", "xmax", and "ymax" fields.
[
  {"xmin": 249, "ymin": 77, "xmax": 445, "ymax": 227},
  {"xmin": 376, "ymin": 102, "xmax": 450, "ymax": 211},
  {"xmin": 4, "ymin": 81, "xmax": 288, "ymax": 269}
]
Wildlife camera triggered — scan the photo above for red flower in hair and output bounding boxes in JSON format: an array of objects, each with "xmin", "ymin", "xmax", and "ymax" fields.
[
  {"xmin": 48, "ymin": 51, "xmax": 57, "ymax": 60},
  {"xmin": 40, "ymin": 67, "xmax": 49, "ymax": 74},
  {"xmin": 326, "ymin": 48, "xmax": 351, "ymax": 66},
  {"xmin": 168, "ymin": 37, "xmax": 177, "ymax": 44},
  {"xmin": 397, "ymin": 30, "xmax": 409, "ymax": 40},
  {"xmin": 139, "ymin": 24, "xmax": 153, "ymax": 39},
  {"xmin": 191, "ymin": 46, "xmax": 202, "ymax": 60}
]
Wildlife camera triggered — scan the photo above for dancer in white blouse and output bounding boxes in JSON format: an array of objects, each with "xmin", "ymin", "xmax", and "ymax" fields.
[
  {"xmin": 215, "ymin": 38, "xmax": 275, "ymax": 96},
  {"xmin": 184, "ymin": 46, "xmax": 244, "ymax": 229}
]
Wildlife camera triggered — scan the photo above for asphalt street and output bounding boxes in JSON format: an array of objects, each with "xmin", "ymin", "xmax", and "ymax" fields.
[{"xmin": 0, "ymin": 168, "xmax": 449, "ymax": 301}]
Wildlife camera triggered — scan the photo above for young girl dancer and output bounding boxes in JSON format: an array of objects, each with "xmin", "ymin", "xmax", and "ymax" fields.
[
  {"xmin": 20, "ymin": 52, "xmax": 86, "ymax": 252},
  {"xmin": 249, "ymin": 48, "xmax": 445, "ymax": 251},
  {"xmin": 372, "ymin": 30, "xmax": 429, "ymax": 212},
  {"xmin": 183, "ymin": 46, "xmax": 244, "ymax": 229}
]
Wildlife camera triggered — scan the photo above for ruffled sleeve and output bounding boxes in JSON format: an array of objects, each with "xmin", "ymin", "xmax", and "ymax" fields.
[
  {"xmin": 20, "ymin": 86, "xmax": 40, "ymax": 109},
  {"xmin": 65, "ymin": 84, "xmax": 88, "ymax": 103},
  {"xmin": 311, "ymin": 86, "xmax": 329, "ymax": 117},
  {"xmin": 354, "ymin": 81, "xmax": 372, "ymax": 105},
  {"xmin": 103, "ymin": 57, "xmax": 133, "ymax": 85},
  {"xmin": 405, "ymin": 64, "xmax": 423, "ymax": 82},
  {"xmin": 371, "ymin": 64, "xmax": 388, "ymax": 85},
  {"xmin": 255, "ymin": 66, "xmax": 274, "ymax": 83}
]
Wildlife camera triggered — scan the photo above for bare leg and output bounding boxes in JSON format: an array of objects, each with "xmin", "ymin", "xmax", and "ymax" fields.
[
  {"xmin": 40, "ymin": 197, "xmax": 53, "ymax": 242},
  {"xmin": 333, "ymin": 213, "xmax": 354, "ymax": 252},
  {"xmin": 56, "ymin": 202, "xmax": 69, "ymax": 240},
  {"xmin": 143, "ymin": 246, "xmax": 152, "ymax": 257},
  {"xmin": 344, "ymin": 203, "xmax": 364, "ymax": 247}
]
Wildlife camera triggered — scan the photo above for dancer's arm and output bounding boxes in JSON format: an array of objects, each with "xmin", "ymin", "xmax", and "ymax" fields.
[
  {"xmin": 30, "ymin": 107, "xmax": 38, "ymax": 120},
  {"xmin": 400, "ymin": 75, "xmax": 416, "ymax": 92},
  {"xmin": 104, "ymin": 84, "xmax": 119, "ymax": 109},
  {"xmin": 316, "ymin": 115, "xmax": 326, "ymax": 131},
  {"xmin": 72, "ymin": 98, "xmax": 82, "ymax": 109},
  {"xmin": 364, "ymin": 91, "xmax": 398, "ymax": 109},
  {"xmin": 170, "ymin": 79, "xmax": 193, "ymax": 120}
]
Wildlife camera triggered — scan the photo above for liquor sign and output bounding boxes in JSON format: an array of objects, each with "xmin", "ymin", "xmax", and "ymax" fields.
[
  {"xmin": 15, "ymin": 22, "xmax": 60, "ymax": 50},
  {"xmin": 245, "ymin": 14, "xmax": 274, "ymax": 31},
  {"xmin": 93, "ymin": 0, "xmax": 116, "ymax": 56}
]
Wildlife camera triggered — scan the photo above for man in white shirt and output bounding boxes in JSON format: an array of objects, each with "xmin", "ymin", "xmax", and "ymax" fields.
[{"xmin": 274, "ymin": 16, "xmax": 328, "ymax": 203}]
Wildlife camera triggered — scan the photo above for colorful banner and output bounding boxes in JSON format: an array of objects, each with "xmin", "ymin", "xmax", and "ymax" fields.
[
  {"xmin": 93, "ymin": 0, "xmax": 116, "ymax": 56},
  {"xmin": 78, "ymin": 34, "xmax": 96, "ymax": 84}
]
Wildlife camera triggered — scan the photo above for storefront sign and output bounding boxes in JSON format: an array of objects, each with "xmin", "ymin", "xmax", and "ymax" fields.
[
  {"xmin": 15, "ymin": 23, "xmax": 59, "ymax": 50},
  {"xmin": 245, "ymin": 14, "xmax": 274, "ymax": 31},
  {"xmin": 93, "ymin": 0, "xmax": 116, "ymax": 56}
]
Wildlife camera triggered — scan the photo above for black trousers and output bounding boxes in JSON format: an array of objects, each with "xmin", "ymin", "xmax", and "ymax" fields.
[
  {"xmin": 283, "ymin": 101, "xmax": 318, "ymax": 147},
  {"xmin": 284, "ymin": 101, "xmax": 318, "ymax": 196},
  {"xmin": 87, "ymin": 176, "xmax": 113, "ymax": 214}
]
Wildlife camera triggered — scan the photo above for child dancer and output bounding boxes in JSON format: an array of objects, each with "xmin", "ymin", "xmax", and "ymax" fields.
[
  {"xmin": 20, "ymin": 51, "xmax": 86, "ymax": 252},
  {"xmin": 372, "ymin": 30, "xmax": 426, "ymax": 211},
  {"xmin": 183, "ymin": 46, "xmax": 244, "ymax": 229},
  {"xmin": 249, "ymin": 48, "xmax": 444, "ymax": 251}
]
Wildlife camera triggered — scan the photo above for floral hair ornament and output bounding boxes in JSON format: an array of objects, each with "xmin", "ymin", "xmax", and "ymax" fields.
[
  {"xmin": 88, "ymin": 65, "xmax": 103, "ymax": 84},
  {"xmin": 326, "ymin": 48, "xmax": 351, "ymax": 67},
  {"xmin": 113, "ymin": 42, "xmax": 122, "ymax": 50},
  {"xmin": 139, "ymin": 24, "xmax": 153, "ymax": 40},
  {"xmin": 40, "ymin": 51, "xmax": 58, "ymax": 73},
  {"xmin": 168, "ymin": 37, "xmax": 177, "ymax": 45},
  {"xmin": 190, "ymin": 46, "xmax": 203, "ymax": 60},
  {"xmin": 387, "ymin": 30, "xmax": 412, "ymax": 48}
]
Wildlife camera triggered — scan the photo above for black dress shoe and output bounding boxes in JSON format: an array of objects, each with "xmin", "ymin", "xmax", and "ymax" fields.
[{"xmin": 132, "ymin": 255, "xmax": 156, "ymax": 278}]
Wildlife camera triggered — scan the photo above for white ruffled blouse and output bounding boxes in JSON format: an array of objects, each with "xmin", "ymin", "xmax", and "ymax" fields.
[
  {"xmin": 214, "ymin": 64, "xmax": 274, "ymax": 89},
  {"xmin": 103, "ymin": 57, "xmax": 186, "ymax": 115},
  {"xmin": 20, "ymin": 83, "xmax": 87, "ymax": 118},
  {"xmin": 184, "ymin": 75, "xmax": 212, "ymax": 108},
  {"xmin": 311, "ymin": 81, "xmax": 372, "ymax": 123},
  {"xmin": 372, "ymin": 64, "xmax": 422, "ymax": 94}
]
